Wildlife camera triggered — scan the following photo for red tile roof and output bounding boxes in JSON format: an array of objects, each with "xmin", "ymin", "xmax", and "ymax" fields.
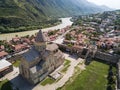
[
  {"xmin": 12, "ymin": 37, "xmax": 20, "ymax": 42},
  {"xmin": 13, "ymin": 44, "xmax": 27, "ymax": 51},
  {"xmin": 0, "ymin": 51, "xmax": 8, "ymax": 58}
]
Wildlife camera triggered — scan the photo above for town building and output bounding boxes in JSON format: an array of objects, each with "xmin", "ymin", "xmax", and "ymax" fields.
[
  {"xmin": 0, "ymin": 51, "xmax": 8, "ymax": 59},
  {"xmin": 12, "ymin": 44, "xmax": 29, "ymax": 53},
  {"xmin": 0, "ymin": 59, "xmax": 13, "ymax": 78},
  {"xmin": 19, "ymin": 30, "xmax": 64, "ymax": 84}
]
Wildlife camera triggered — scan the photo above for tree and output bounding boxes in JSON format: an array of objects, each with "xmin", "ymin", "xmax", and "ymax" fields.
[{"xmin": 65, "ymin": 33, "xmax": 72, "ymax": 40}]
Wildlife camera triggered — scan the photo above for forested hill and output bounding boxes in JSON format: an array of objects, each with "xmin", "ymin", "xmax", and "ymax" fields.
[{"xmin": 0, "ymin": 0, "xmax": 111, "ymax": 33}]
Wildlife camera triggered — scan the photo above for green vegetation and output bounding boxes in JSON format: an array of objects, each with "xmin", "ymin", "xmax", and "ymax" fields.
[
  {"xmin": 0, "ymin": 17, "xmax": 61, "ymax": 33},
  {"xmin": 61, "ymin": 60, "xmax": 71, "ymax": 73},
  {"xmin": 114, "ymin": 18, "xmax": 120, "ymax": 29},
  {"xmin": 0, "ymin": 40, "xmax": 13, "ymax": 53},
  {"xmin": 0, "ymin": 0, "xmax": 62, "ymax": 33},
  {"xmin": 13, "ymin": 60, "xmax": 21, "ymax": 67},
  {"xmin": 107, "ymin": 65, "xmax": 117, "ymax": 90},
  {"xmin": 0, "ymin": 0, "xmax": 109, "ymax": 33},
  {"xmin": 67, "ymin": 44, "xmax": 73, "ymax": 47},
  {"xmin": 73, "ymin": 19, "xmax": 83, "ymax": 26},
  {"xmin": 64, "ymin": 60, "xmax": 71, "ymax": 66},
  {"xmin": 41, "ymin": 60, "xmax": 71, "ymax": 86},
  {"xmin": 48, "ymin": 30, "xmax": 59, "ymax": 36},
  {"xmin": 41, "ymin": 77, "xmax": 55, "ymax": 86},
  {"xmin": 61, "ymin": 65, "xmax": 70, "ymax": 73},
  {"xmin": 0, "ymin": 79, "xmax": 12, "ymax": 90},
  {"xmin": 116, "ymin": 51, "xmax": 120, "ymax": 55},
  {"xmin": 65, "ymin": 33, "xmax": 72, "ymax": 40},
  {"xmin": 58, "ymin": 61, "xmax": 111, "ymax": 90}
]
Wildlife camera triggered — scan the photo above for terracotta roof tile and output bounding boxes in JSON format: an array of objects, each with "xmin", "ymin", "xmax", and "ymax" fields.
[{"xmin": 0, "ymin": 51, "xmax": 8, "ymax": 58}]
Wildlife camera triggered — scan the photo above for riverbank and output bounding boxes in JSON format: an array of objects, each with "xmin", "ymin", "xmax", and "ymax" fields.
[
  {"xmin": 0, "ymin": 17, "xmax": 61, "ymax": 34},
  {"xmin": 0, "ymin": 20, "xmax": 61, "ymax": 34},
  {"xmin": 0, "ymin": 17, "xmax": 73, "ymax": 41}
]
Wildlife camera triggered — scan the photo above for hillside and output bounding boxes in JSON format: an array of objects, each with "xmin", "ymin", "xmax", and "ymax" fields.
[{"xmin": 0, "ymin": 0, "xmax": 111, "ymax": 33}]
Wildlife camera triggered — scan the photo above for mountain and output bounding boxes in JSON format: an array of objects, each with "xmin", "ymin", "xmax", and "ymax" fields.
[
  {"xmin": 0, "ymin": 0, "xmax": 111, "ymax": 33},
  {"xmin": 100, "ymin": 5, "xmax": 113, "ymax": 11}
]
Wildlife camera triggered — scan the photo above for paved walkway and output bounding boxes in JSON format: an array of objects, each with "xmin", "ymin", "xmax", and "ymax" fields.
[{"xmin": 0, "ymin": 67, "xmax": 19, "ymax": 81}]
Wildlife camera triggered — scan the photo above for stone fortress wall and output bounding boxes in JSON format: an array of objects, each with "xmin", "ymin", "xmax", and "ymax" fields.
[
  {"xmin": 57, "ymin": 43, "xmax": 120, "ymax": 89},
  {"xmin": 57, "ymin": 44, "xmax": 119, "ymax": 63},
  {"xmin": 94, "ymin": 51, "xmax": 119, "ymax": 64}
]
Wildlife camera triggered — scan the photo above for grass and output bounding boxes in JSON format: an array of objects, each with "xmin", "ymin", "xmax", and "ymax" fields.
[
  {"xmin": 41, "ymin": 77, "xmax": 55, "ymax": 86},
  {"xmin": 61, "ymin": 65, "xmax": 70, "ymax": 73},
  {"xmin": 0, "ymin": 79, "xmax": 12, "ymax": 90},
  {"xmin": 61, "ymin": 60, "xmax": 71, "ymax": 73},
  {"xmin": 64, "ymin": 60, "xmax": 71, "ymax": 66},
  {"xmin": 57, "ymin": 61, "xmax": 109, "ymax": 90},
  {"xmin": 56, "ymin": 77, "xmax": 63, "ymax": 82},
  {"xmin": 41, "ymin": 60, "xmax": 71, "ymax": 86},
  {"xmin": 13, "ymin": 60, "xmax": 21, "ymax": 67}
]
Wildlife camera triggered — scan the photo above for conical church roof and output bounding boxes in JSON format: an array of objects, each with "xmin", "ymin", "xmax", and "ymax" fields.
[{"xmin": 35, "ymin": 30, "xmax": 46, "ymax": 42}]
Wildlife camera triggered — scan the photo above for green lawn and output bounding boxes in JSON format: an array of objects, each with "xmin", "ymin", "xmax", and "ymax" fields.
[
  {"xmin": 41, "ymin": 60, "xmax": 71, "ymax": 86},
  {"xmin": 41, "ymin": 77, "xmax": 55, "ymax": 86},
  {"xmin": 61, "ymin": 60, "xmax": 71, "ymax": 73},
  {"xmin": 13, "ymin": 60, "xmax": 21, "ymax": 67},
  {"xmin": 0, "ymin": 79, "xmax": 12, "ymax": 90},
  {"xmin": 64, "ymin": 60, "xmax": 71, "ymax": 66},
  {"xmin": 61, "ymin": 65, "xmax": 70, "ymax": 73},
  {"xmin": 57, "ymin": 61, "xmax": 109, "ymax": 90}
]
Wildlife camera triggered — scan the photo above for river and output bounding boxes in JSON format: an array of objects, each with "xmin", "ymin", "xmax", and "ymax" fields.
[{"xmin": 0, "ymin": 17, "xmax": 73, "ymax": 41}]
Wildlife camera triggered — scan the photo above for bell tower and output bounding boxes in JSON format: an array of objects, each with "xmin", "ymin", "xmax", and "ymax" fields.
[{"xmin": 34, "ymin": 30, "xmax": 46, "ymax": 52}]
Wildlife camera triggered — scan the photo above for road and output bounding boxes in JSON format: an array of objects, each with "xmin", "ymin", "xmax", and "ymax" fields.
[{"xmin": 52, "ymin": 29, "xmax": 72, "ymax": 44}]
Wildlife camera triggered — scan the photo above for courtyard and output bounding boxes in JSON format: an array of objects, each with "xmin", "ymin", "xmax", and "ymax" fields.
[{"xmin": 57, "ymin": 61, "xmax": 116, "ymax": 90}]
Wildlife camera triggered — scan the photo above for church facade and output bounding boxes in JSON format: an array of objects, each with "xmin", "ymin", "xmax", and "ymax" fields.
[{"xmin": 19, "ymin": 30, "xmax": 64, "ymax": 84}]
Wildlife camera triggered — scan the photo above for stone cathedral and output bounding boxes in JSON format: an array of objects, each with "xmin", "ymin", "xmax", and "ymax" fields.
[{"xmin": 19, "ymin": 30, "xmax": 64, "ymax": 84}]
